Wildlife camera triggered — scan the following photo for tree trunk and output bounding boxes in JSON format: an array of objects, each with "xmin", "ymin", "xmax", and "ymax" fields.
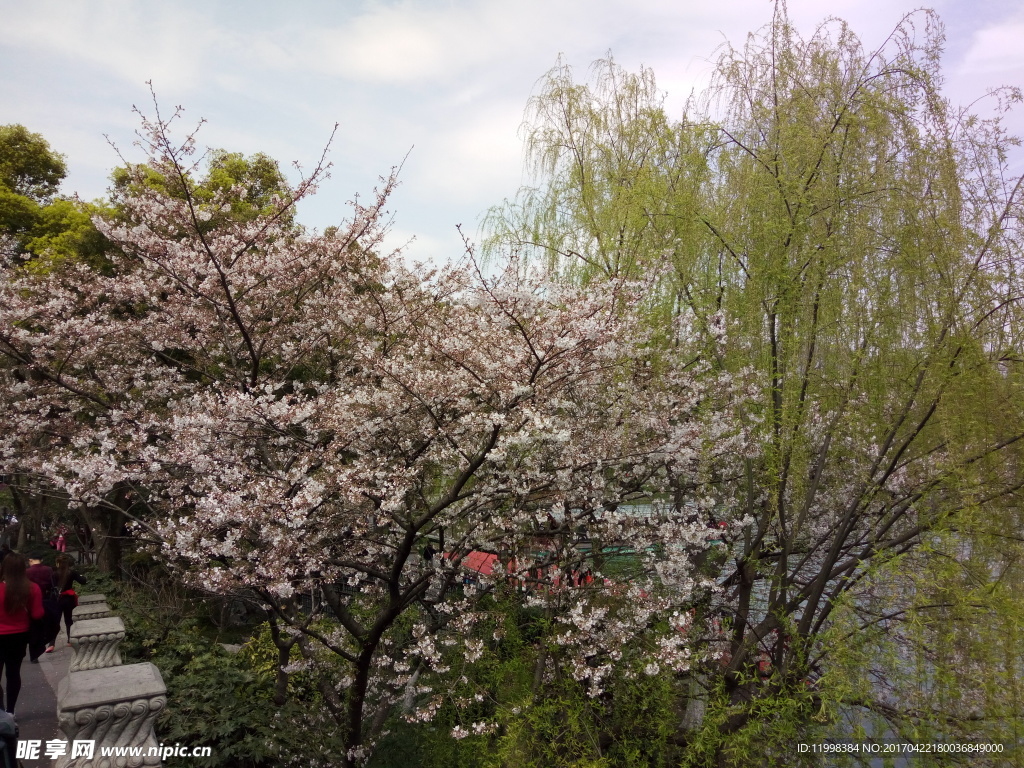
[
  {"xmin": 267, "ymin": 617, "xmax": 296, "ymax": 706},
  {"xmin": 79, "ymin": 504, "xmax": 125, "ymax": 575},
  {"xmin": 344, "ymin": 646, "xmax": 376, "ymax": 768},
  {"xmin": 9, "ymin": 481, "xmax": 43, "ymax": 549}
]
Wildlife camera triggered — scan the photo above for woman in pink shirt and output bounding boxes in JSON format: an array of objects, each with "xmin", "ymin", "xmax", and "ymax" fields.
[{"xmin": 0, "ymin": 554, "xmax": 44, "ymax": 716}]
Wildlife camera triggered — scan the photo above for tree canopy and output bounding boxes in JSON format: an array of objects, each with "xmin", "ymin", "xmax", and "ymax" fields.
[
  {"xmin": 0, "ymin": 124, "xmax": 68, "ymax": 249},
  {"xmin": 0, "ymin": 104, "xmax": 752, "ymax": 766},
  {"xmin": 0, "ymin": 124, "xmax": 66, "ymax": 202},
  {"xmin": 487, "ymin": 6, "xmax": 1024, "ymax": 763}
]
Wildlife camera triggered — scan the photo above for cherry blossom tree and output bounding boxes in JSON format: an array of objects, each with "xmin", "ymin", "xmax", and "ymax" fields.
[{"xmin": 0, "ymin": 106, "xmax": 748, "ymax": 765}]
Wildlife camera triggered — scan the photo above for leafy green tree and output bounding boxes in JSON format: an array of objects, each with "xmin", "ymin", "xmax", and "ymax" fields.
[
  {"xmin": 488, "ymin": 7, "xmax": 1024, "ymax": 764},
  {"xmin": 0, "ymin": 185, "xmax": 40, "ymax": 242},
  {"xmin": 0, "ymin": 124, "xmax": 116, "ymax": 272},
  {"xmin": 0, "ymin": 124, "xmax": 67, "ymax": 247},
  {"xmin": 0, "ymin": 124, "xmax": 66, "ymax": 202},
  {"xmin": 20, "ymin": 198, "xmax": 115, "ymax": 270}
]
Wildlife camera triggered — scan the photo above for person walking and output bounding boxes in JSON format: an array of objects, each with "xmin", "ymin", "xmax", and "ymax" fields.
[
  {"xmin": 0, "ymin": 554, "xmax": 44, "ymax": 717},
  {"xmin": 53, "ymin": 554, "xmax": 86, "ymax": 643},
  {"xmin": 25, "ymin": 556, "xmax": 58, "ymax": 661},
  {"xmin": 24, "ymin": 556, "xmax": 53, "ymax": 598}
]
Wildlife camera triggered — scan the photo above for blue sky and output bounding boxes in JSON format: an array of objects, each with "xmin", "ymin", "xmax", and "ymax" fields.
[{"xmin": 2, "ymin": 0, "xmax": 1022, "ymax": 263}]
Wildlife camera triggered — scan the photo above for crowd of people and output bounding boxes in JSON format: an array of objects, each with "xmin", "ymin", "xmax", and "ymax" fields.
[{"xmin": 0, "ymin": 544, "xmax": 87, "ymax": 720}]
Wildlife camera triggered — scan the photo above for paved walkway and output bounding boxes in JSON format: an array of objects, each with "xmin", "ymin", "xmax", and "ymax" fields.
[{"xmin": 14, "ymin": 631, "xmax": 67, "ymax": 767}]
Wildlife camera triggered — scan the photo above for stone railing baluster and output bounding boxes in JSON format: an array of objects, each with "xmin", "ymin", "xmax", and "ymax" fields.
[
  {"xmin": 71, "ymin": 602, "xmax": 114, "ymax": 622},
  {"xmin": 57, "ymin": 663, "xmax": 167, "ymax": 768},
  {"xmin": 56, "ymin": 594, "xmax": 169, "ymax": 767},
  {"xmin": 68, "ymin": 617, "xmax": 126, "ymax": 673}
]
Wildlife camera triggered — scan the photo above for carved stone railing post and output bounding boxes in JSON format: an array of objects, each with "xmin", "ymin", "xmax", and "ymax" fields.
[
  {"xmin": 56, "ymin": 594, "xmax": 168, "ymax": 767},
  {"xmin": 69, "ymin": 617, "xmax": 126, "ymax": 673},
  {"xmin": 57, "ymin": 663, "xmax": 167, "ymax": 768},
  {"xmin": 72, "ymin": 602, "xmax": 114, "ymax": 622}
]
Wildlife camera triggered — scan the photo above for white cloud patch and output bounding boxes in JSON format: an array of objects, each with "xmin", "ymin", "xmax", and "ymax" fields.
[
  {"xmin": 414, "ymin": 100, "xmax": 524, "ymax": 202},
  {"xmin": 1, "ymin": 0, "xmax": 1018, "ymax": 260},
  {"xmin": 287, "ymin": 0, "xmax": 759, "ymax": 86},
  {"xmin": 0, "ymin": 0, "xmax": 227, "ymax": 92},
  {"xmin": 958, "ymin": 21, "xmax": 1024, "ymax": 78},
  {"xmin": 309, "ymin": 7, "xmax": 450, "ymax": 82},
  {"xmin": 296, "ymin": 1, "xmax": 579, "ymax": 84}
]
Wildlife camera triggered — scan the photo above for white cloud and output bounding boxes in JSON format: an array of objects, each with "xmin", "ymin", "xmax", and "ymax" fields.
[
  {"xmin": 307, "ymin": 6, "xmax": 454, "ymax": 83},
  {"xmin": 1, "ymin": 0, "xmax": 1019, "ymax": 260},
  {"xmin": 289, "ymin": 0, "xmax": 753, "ymax": 86},
  {"xmin": 414, "ymin": 100, "xmax": 524, "ymax": 202},
  {"xmin": 958, "ymin": 22, "xmax": 1024, "ymax": 78},
  {"xmin": 0, "ymin": 1, "xmax": 228, "ymax": 92}
]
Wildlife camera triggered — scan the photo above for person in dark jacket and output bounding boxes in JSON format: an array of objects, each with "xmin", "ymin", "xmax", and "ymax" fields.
[
  {"xmin": 53, "ymin": 554, "xmax": 87, "ymax": 644},
  {"xmin": 24, "ymin": 557, "xmax": 52, "ymax": 599}
]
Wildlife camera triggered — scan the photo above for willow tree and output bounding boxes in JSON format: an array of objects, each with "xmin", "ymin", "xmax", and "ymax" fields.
[{"xmin": 488, "ymin": 6, "xmax": 1024, "ymax": 764}]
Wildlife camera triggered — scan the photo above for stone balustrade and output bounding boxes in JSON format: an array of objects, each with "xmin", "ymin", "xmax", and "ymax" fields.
[{"xmin": 57, "ymin": 594, "xmax": 168, "ymax": 767}]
